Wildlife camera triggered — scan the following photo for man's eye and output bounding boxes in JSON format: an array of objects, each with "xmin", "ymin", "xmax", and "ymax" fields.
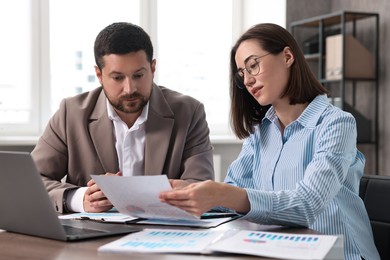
[
  {"xmin": 113, "ymin": 76, "xmax": 124, "ymax": 81},
  {"xmin": 133, "ymin": 73, "xmax": 144, "ymax": 79}
]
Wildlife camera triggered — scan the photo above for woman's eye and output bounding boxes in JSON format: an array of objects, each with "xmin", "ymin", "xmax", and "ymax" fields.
[{"xmin": 249, "ymin": 62, "xmax": 258, "ymax": 70}]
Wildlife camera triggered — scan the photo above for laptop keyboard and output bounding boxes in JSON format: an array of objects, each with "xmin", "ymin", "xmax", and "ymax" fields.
[{"xmin": 63, "ymin": 225, "xmax": 107, "ymax": 235}]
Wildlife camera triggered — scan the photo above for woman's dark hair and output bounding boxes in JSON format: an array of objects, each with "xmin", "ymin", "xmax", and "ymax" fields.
[
  {"xmin": 230, "ymin": 23, "xmax": 327, "ymax": 139},
  {"xmin": 94, "ymin": 22, "xmax": 153, "ymax": 70}
]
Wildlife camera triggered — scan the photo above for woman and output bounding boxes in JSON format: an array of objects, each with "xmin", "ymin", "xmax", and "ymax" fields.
[{"xmin": 159, "ymin": 23, "xmax": 379, "ymax": 260}]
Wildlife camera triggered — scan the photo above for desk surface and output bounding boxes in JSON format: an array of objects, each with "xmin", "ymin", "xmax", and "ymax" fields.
[{"xmin": 0, "ymin": 219, "xmax": 317, "ymax": 260}]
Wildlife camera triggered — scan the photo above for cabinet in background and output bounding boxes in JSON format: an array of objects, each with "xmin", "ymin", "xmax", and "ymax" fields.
[{"xmin": 290, "ymin": 11, "xmax": 379, "ymax": 172}]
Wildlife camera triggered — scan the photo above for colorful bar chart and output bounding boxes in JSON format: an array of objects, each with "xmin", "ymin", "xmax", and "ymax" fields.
[
  {"xmin": 121, "ymin": 230, "xmax": 213, "ymax": 249},
  {"xmin": 99, "ymin": 228, "xmax": 224, "ymax": 253}
]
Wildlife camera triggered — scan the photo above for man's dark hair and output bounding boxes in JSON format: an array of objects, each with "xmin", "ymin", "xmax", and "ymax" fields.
[{"xmin": 94, "ymin": 22, "xmax": 153, "ymax": 70}]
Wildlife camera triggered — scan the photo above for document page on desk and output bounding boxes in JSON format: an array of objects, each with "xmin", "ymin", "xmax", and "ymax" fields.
[
  {"xmin": 207, "ymin": 230, "xmax": 339, "ymax": 260},
  {"xmin": 91, "ymin": 175, "xmax": 202, "ymax": 222},
  {"xmin": 98, "ymin": 228, "xmax": 225, "ymax": 254},
  {"xmin": 59, "ymin": 212, "xmax": 137, "ymax": 223},
  {"xmin": 58, "ymin": 212, "xmax": 235, "ymax": 228},
  {"xmin": 98, "ymin": 228, "xmax": 340, "ymax": 259}
]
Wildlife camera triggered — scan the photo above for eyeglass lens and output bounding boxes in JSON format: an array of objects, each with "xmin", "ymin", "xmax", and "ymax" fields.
[{"xmin": 237, "ymin": 57, "xmax": 260, "ymax": 78}]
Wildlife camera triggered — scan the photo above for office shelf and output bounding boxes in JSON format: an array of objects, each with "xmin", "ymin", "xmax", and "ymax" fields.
[{"xmin": 290, "ymin": 11, "xmax": 379, "ymax": 172}]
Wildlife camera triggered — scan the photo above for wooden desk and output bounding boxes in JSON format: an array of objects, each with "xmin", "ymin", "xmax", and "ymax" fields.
[{"xmin": 0, "ymin": 219, "xmax": 317, "ymax": 260}]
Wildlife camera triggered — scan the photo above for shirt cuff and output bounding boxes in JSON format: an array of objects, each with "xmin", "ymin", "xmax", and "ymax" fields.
[
  {"xmin": 242, "ymin": 188, "xmax": 274, "ymax": 222},
  {"xmin": 67, "ymin": 187, "xmax": 88, "ymax": 213}
]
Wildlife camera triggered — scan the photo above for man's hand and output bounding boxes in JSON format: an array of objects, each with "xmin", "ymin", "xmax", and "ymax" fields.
[{"xmin": 83, "ymin": 171, "xmax": 122, "ymax": 212}]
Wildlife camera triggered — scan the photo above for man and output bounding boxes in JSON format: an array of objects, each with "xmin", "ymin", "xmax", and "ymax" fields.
[{"xmin": 31, "ymin": 22, "xmax": 214, "ymax": 213}]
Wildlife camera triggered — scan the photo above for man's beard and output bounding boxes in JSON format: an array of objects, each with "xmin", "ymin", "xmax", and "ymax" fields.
[{"xmin": 108, "ymin": 92, "xmax": 148, "ymax": 114}]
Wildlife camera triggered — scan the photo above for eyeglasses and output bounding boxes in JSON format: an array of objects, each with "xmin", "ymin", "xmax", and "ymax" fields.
[{"xmin": 235, "ymin": 53, "xmax": 271, "ymax": 89}]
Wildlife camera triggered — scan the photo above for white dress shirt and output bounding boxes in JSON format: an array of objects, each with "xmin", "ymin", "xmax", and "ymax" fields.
[
  {"xmin": 67, "ymin": 99, "xmax": 149, "ymax": 212},
  {"xmin": 109, "ymin": 99, "xmax": 148, "ymax": 176}
]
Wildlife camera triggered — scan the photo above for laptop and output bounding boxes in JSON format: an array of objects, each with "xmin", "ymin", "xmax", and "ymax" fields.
[{"xmin": 0, "ymin": 151, "xmax": 141, "ymax": 241}]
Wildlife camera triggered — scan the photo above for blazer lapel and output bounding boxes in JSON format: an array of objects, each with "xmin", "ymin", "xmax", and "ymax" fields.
[
  {"xmin": 89, "ymin": 89, "xmax": 118, "ymax": 173},
  {"xmin": 145, "ymin": 85, "xmax": 174, "ymax": 175}
]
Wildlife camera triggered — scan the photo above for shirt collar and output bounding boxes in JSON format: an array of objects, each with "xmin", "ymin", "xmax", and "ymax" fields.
[{"xmin": 264, "ymin": 94, "xmax": 329, "ymax": 129}]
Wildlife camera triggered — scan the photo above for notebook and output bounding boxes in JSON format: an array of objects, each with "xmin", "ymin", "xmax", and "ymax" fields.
[{"xmin": 0, "ymin": 151, "xmax": 141, "ymax": 241}]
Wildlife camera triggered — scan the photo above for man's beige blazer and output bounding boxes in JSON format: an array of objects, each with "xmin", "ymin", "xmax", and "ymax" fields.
[{"xmin": 31, "ymin": 84, "xmax": 214, "ymax": 212}]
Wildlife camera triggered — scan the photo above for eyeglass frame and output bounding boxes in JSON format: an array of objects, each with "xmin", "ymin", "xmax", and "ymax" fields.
[{"xmin": 234, "ymin": 52, "xmax": 271, "ymax": 89}]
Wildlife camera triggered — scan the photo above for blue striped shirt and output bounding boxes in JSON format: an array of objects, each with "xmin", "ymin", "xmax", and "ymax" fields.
[{"xmin": 225, "ymin": 95, "xmax": 379, "ymax": 260}]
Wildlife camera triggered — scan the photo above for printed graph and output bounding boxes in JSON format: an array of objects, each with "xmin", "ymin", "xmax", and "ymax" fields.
[
  {"xmin": 98, "ymin": 228, "xmax": 224, "ymax": 253},
  {"xmin": 121, "ymin": 230, "xmax": 213, "ymax": 249}
]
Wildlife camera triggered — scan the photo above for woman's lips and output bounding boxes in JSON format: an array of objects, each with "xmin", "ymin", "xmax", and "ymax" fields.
[{"xmin": 251, "ymin": 86, "xmax": 263, "ymax": 97}]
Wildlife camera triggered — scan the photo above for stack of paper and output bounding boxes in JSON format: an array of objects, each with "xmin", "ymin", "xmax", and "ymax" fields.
[
  {"xmin": 61, "ymin": 175, "xmax": 239, "ymax": 228},
  {"xmin": 59, "ymin": 211, "xmax": 235, "ymax": 228}
]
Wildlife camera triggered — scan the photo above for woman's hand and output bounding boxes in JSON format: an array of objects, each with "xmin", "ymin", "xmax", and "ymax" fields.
[
  {"xmin": 160, "ymin": 180, "xmax": 251, "ymax": 217},
  {"xmin": 169, "ymin": 179, "xmax": 191, "ymax": 190},
  {"xmin": 160, "ymin": 180, "xmax": 224, "ymax": 217}
]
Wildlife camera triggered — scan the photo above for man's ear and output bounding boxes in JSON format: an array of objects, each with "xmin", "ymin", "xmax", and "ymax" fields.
[
  {"xmin": 151, "ymin": 59, "xmax": 156, "ymax": 73},
  {"xmin": 95, "ymin": 66, "xmax": 103, "ymax": 85},
  {"xmin": 283, "ymin": 46, "xmax": 295, "ymax": 67}
]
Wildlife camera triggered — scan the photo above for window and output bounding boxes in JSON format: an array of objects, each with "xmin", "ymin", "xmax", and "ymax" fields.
[
  {"xmin": 156, "ymin": 0, "xmax": 234, "ymax": 136},
  {"xmin": 0, "ymin": 0, "xmax": 39, "ymax": 135},
  {"xmin": 49, "ymin": 0, "xmax": 140, "ymax": 112},
  {"xmin": 0, "ymin": 0, "xmax": 285, "ymax": 142}
]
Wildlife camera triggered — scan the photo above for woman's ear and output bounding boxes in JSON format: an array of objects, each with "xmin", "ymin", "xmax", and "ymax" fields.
[{"xmin": 283, "ymin": 46, "xmax": 295, "ymax": 67}]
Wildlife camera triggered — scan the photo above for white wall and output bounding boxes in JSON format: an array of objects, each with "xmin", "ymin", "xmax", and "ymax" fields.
[
  {"xmin": 212, "ymin": 0, "xmax": 286, "ymax": 180},
  {"xmin": 243, "ymin": 0, "xmax": 286, "ymax": 30}
]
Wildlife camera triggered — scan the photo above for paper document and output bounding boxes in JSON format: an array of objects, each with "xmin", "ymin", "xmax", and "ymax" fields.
[
  {"xmin": 98, "ymin": 228, "xmax": 341, "ymax": 260},
  {"xmin": 91, "ymin": 175, "xmax": 204, "ymax": 222},
  {"xmin": 59, "ymin": 212, "xmax": 137, "ymax": 223},
  {"xmin": 134, "ymin": 217, "xmax": 235, "ymax": 228},
  {"xmin": 98, "ymin": 228, "xmax": 225, "ymax": 254},
  {"xmin": 59, "ymin": 212, "xmax": 235, "ymax": 228},
  {"xmin": 208, "ymin": 230, "xmax": 340, "ymax": 260}
]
